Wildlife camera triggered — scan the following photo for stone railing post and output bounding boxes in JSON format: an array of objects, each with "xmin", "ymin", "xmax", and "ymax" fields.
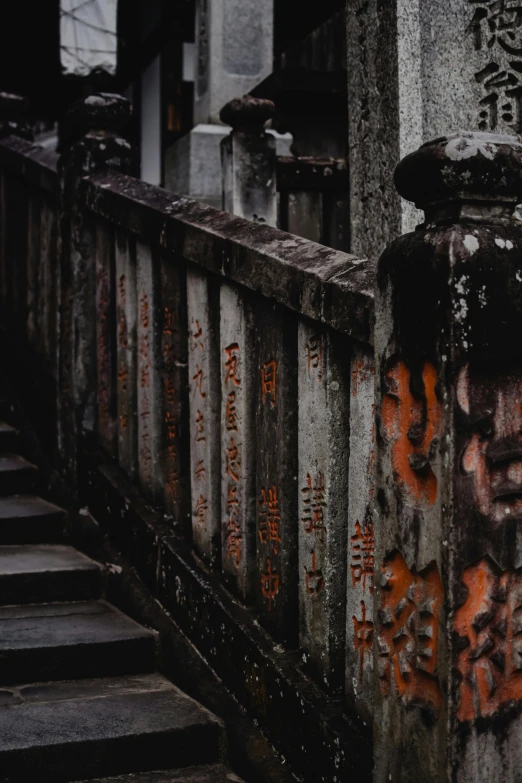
[
  {"xmin": 0, "ymin": 92, "xmax": 33, "ymax": 141},
  {"xmin": 219, "ymin": 95, "xmax": 278, "ymax": 227},
  {"xmin": 58, "ymin": 92, "xmax": 134, "ymax": 482},
  {"xmin": 373, "ymin": 131, "xmax": 522, "ymax": 782}
]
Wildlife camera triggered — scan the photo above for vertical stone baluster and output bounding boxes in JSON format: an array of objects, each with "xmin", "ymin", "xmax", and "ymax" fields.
[
  {"xmin": 220, "ymin": 282, "xmax": 256, "ymax": 601},
  {"xmin": 187, "ymin": 267, "xmax": 221, "ymax": 566},
  {"xmin": 115, "ymin": 228, "xmax": 137, "ymax": 479},
  {"xmin": 136, "ymin": 241, "xmax": 163, "ymax": 503},
  {"xmin": 95, "ymin": 219, "xmax": 116, "ymax": 457},
  {"xmin": 255, "ymin": 300, "xmax": 298, "ymax": 647},
  {"xmin": 374, "ymin": 132, "xmax": 522, "ymax": 783},
  {"xmin": 160, "ymin": 255, "xmax": 189, "ymax": 533},
  {"xmin": 58, "ymin": 92, "xmax": 134, "ymax": 481},
  {"xmin": 297, "ymin": 322, "xmax": 350, "ymax": 690},
  {"xmin": 346, "ymin": 344, "xmax": 376, "ymax": 719},
  {"xmin": 220, "ymin": 96, "xmax": 278, "ymax": 227}
]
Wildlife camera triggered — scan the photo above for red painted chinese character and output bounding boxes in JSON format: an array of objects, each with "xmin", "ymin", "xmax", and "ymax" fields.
[
  {"xmin": 224, "ymin": 343, "xmax": 241, "ymax": 387},
  {"xmin": 350, "ymin": 519, "xmax": 375, "ymax": 592},
  {"xmin": 301, "ymin": 472, "xmax": 326, "ymax": 540},
  {"xmin": 261, "ymin": 558, "xmax": 279, "ymax": 611},
  {"xmin": 261, "ymin": 359, "xmax": 277, "ymax": 406},
  {"xmin": 353, "ymin": 600, "xmax": 374, "ymax": 683},
  {"xmin": 258, "ymin": 486, "xmax": 281, "ymax": 554}
]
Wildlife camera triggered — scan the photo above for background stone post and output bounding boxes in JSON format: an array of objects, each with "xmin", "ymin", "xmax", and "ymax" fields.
[
  {"xmin": 220, "ymin": 96, "xmax": 277, "ymax": 227},
  {"xmin": 374, "ymin": 131, "xmax": 522, "ymax": 782},
  {"xmin": 58, "ymin": 92, "xmax": 134, "ymax": 482}
]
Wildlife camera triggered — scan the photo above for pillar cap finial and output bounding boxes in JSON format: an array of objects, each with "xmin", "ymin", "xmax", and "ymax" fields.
[
  {"xmin": 395, "ymin": 131, "xmax": 522, "ymax": 213},
  {"xmin": 220, "ymin": 95, "xmax": 275, "ymax": 131},
  {"xmin": 67, "ymin": 92, "xmax": 132, "ymax": 135}
]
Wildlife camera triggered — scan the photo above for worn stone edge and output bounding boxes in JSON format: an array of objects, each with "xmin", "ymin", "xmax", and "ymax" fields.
[{"xmin": 0, "ymin": 136, "xmax": 59, "ymax": 195}]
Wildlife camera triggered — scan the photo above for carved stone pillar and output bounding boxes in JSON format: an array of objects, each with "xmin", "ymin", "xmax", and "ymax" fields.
[
  {"xmin": 374, "ymin": 131, "xmax": 522, "ymax": 782},
  {"xmin": 58, "ymin": 92, "xmax": 134, "ymax": 481},
  {"xmin": 220, "ymin": 95, "xmax": 277, "ymax": 227}
]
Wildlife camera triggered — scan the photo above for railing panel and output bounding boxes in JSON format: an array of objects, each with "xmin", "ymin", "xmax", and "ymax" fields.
[
  {"xmin": 255, "ymin": 299, "xmax": 298, "ymax": 647},
  {"xmin": 38, "ymin": 196, "xmax": 59, "ymax": 376},
  {"xmin": 136, "ymin": 240, "xmax": 163, "ymax": 502},
  {"xmin": 115, "ymin": 228, "xmax": 138, "ymax": 478},
  {"xmin": 187, "ymin": 266, "xmax": 221, "ymax": 567},
  {"xmin": 95, "ymin": 219, "xmax": 117, "ymax": 457},
  {"xmin": 346, "ymin": 345, "xmax": 375, "ymax": 719},
  {"xmin": 297, "ymin": 321, "xmax": 350, "ymax": 690},
  {"xmin": 159, "ymin": 254, "xmax": 189, "ymax": 531},
  {"xmin": 219, "ymin": 282, "xmax": 256, "ymax": 601}
]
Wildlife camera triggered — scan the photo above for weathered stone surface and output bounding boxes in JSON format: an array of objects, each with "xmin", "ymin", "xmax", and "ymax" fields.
[
  {"xmin": 0, "ymin": 495, "xmax": 65, "ymax": 547},
  {"xmin": 345, "ymin": 346, "xmax": 375, "ymax": 721},
  {"xmin": 219, "ymin": 283, "xmax": 256, "ymax": 600},
  {"xmin": 159, "ymin": 255, "xmax": 189, "ymax": 531},
  {"xmin": 96, "ymin": 219, "xmax": 117, "ymax": 457},
  {"xmin": 37, "ymin": 196, "xmax": 59, "ymax": 376},
  {"xmin": 0, "ymin": 544, "xmax": 101, "ymax": 605},
  {"xmin": 193, "ymin": 0, "xmax": 274, "ymax": 125},
  {"xmin": 0, "ymin": 599, "xmax": 155, "ymax": 684},
  {"xmin": 255, "ymin": 300, "xmax": 298, "ymax": 646},
  {"xmin": 187, "ymin": 268, "xmax": 221, "ymax": 566},
  {"xmin": 115, "ymin": 228, "xmax": 138, "ymax": 478},
  {"xmin": 374, "ymin": 132, "xmax": 522, "ymax": 782},
  {"xmin": 0, "ymin": 672, "xmax": 223, "ymax": 781},
  {"xmin": 136, "ymin": 241, "xmax": 163, "ymax": 503},
  {"xmin": 297, "ymin": 322, "xmax": 349, "ymax": 691},
  {"xmin": 84, "ymin": 765, "xmax": 244, "ymax": 783},
  {"xmin": 347, "ymin": 0, "xmax": 522, "ymax": 259},
  {"xmin": 0, "ymin": 455, "xmax": 37, "ymax": 495}
]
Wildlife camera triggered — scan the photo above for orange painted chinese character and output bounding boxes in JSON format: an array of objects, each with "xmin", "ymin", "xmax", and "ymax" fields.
[
  {"xmin": 301, "ymin": 472, "xmax": 326, "ymax": 540},
  {"xmin": 164, "ymin": 306, "xmax": 174, "ymax": 335},
  {"xmin": 195, "ymin": 459, "xmax": 206, "ymax": 481},
  {"xmin": 140, "ymin": 291, "xmax": 149, "ymax": 329},
  {"xmin": 261, "ymin": 359, "xmax": 277, "ymax": 406},
  {"xmin": 258, "ymin": 486, "xmax": 281, "ymax": 553},
  {"xmin": 226, "ymin": 484, "xmax": 242, "ymax": 565},
  {"xmin": 226, "ymin": 437, "xmax": 240, "ymax": 483},
  {"xmin": 192, "ymin": 320, "xmax": 204, "ymax": 351},
  {"xmin": 306, "ymin": 334, "xmax": 323, "ymax": 381},
  {"xmin": 350, "ymin": 519, "xmax": 375, "ymax": 591},
  {"xmin": 353, "ymin": 600, "xmax": 374, "ymax": 683},
  {"xmin": 192, "ymin": 365, "xmax": 206, "ymax": 398},
  {"xmin": 261, "ymin": 558, "xmax": 279, "ymax": 611},
  {"xmin": 194, "ymin": 494, "xmax": 208, "ymax": 526},
  {"xmin": 352, "ymin": 355, "xmax": 374, "ymax": 397},
  {"xmin": 305, "ymin": 551, "xmax": 325, "ymax": 595},
  {"xmin": 378, "ymin": 551, "xmax": 443, "ymax": 711},
  {"xmin": 224, "ymin": 343, "xmax": 241, "ymax": 387},
  {"xmin": 118, "ymin": 365, "xmax": 128, "ymax": 392},
  {"xmin": 196, "ymin": 409, "xmax": 205, "ymax": 442},
  {"xmin": 225, "ymin": 391, "xmax": 238, "ymax": 432},
  {"xmin": 381, "ymin": 360, "xmax": 441, "ymax": 507},
  {"xmin": 455, "ymin": 558, "xmax": 522, "ymax": 722}
]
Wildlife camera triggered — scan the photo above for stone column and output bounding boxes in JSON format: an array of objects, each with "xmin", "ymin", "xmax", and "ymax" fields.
[
  {"xmin": 220, "ymin": 96, "xmax": 277, "ymax": 226},
  {"xmin": 374, "ymin": 131, "xmax": 522, "ymax": 783},
  {"xmin": 58, "ymin": 92, "xmax": 134, "ymax": 481},
  {"xmin": 164, "ymin": 0, "xmax": 289, "ymax": 207},
  {"xmin": 347, "ymin": 1, "xmax": 522, "ymax": 259}
]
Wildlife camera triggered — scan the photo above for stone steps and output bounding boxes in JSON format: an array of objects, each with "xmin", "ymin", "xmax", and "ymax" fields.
[
  {"xmin": 0, "ymin": 544, "xmax": 101, "ymax": 604},
  {"xmin": 0, "ymin": 400, "xmax": 241, "ymax": 783},
  {"xmin": 0, "ymin": 673, "xmax": 224, "ymax": 782}
]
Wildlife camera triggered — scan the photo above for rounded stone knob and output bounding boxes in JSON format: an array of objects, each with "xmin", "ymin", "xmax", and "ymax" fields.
[
  {"xmin": 395, "ymin": 131, "xmax": 522, "ymax": 212},
  {"xmin": 67, "ymin": 92, "xmax": 132, "ymax": 135},
  {"xmin": 220, "ymin": 95, "xmax": 275, "ymax": 131}
]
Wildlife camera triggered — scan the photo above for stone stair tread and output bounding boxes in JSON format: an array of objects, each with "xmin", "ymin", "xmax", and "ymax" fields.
[
  {"xmin": 0, "ymin": 544, "xmax": 100, "ymax": 575},
  {"xmin": 82, "ymin": 764, "xmax": 244, "ymax": 782},
  {"xmin": 0, "ymin": 422, "xmax": 17, "ymax": 435},
  {"xmin": 0, "ymin": 454, "xmax": 37, "ymax": 472},
  {"xmin": 0, "ymin": 673, "xmax": 223, "ymax": 781},
  {"xmin": 0, "ymin": 495, "xmax": 65, "ymax": 519},
  {"xmin": 0, "ymin": 600, "xmax": 153, "ymax": 650}
]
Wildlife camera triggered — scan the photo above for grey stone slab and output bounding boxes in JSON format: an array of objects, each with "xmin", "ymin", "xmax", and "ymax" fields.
[
  {"xmin": 219, "ymin": 283, "xmax": 256, "ymax": 601},
  {"xmin": 83, "ymin": 765, "xmax": 244, "ymax": 782},
  {"xmin": 0, "ymin": 544, "xmax": 101, "ymax": 605},
  {"xmin": 194, "ymin": 0, "xmax": 274, "ymax": 125},
  {"xmin": 187, "ymin": 267, "xmax": 221, "ymax": 567},
  {"xmin": 0, "ymin": 455, "xmax": 38, "ymax": 495},
  {"xmin": 0, "ymin": 673, "xmax": 223, "ymax": 781},
  {"xmin": 297, "ymin": 322, "xmax": 350, "ymax": 692},
  {"xmin": 0, "ymin": 600, "xmax": 155, "ymax": 684},
  {"xmin": 0, "ymin": 495, "xmax": 65, "ymax": 545}
]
